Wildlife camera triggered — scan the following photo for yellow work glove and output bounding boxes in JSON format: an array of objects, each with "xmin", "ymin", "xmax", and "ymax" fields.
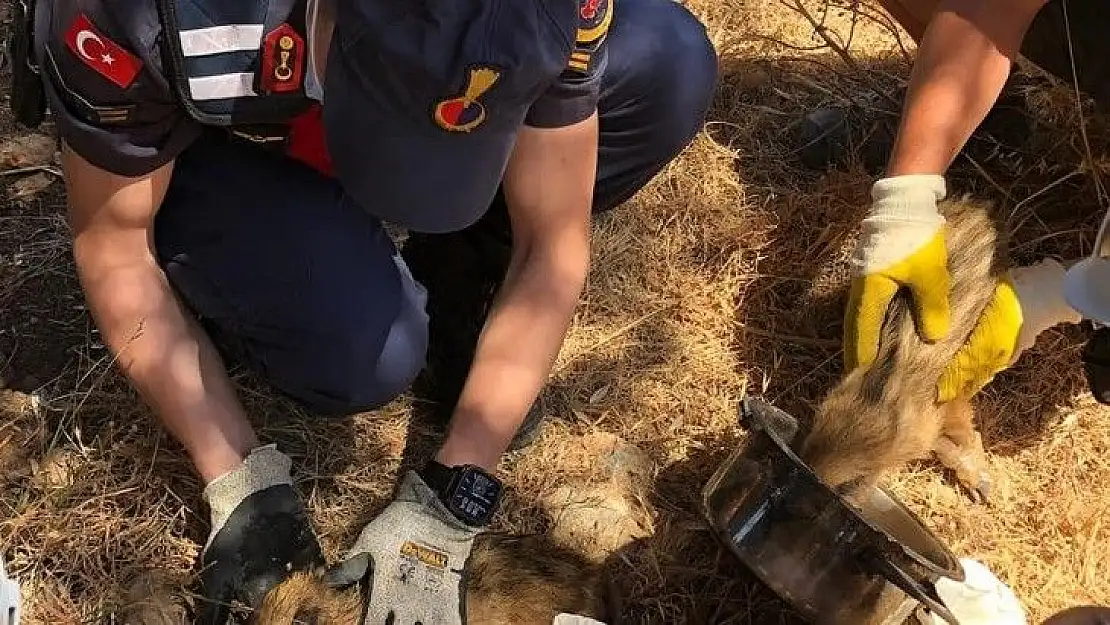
[
  {"xmin": 937, "ymin": 259, "xmax": 1082, "ymax": 402},
  {"xmin": 845, "ymin": 174, "xmax": 951, "ymax": 371}
]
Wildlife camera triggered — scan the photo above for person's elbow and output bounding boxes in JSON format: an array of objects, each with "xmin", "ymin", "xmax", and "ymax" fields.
[
  {"xmin": 504, "ymin": 114, "xmax": 597, "ymax": 304},
  {"xmin": 546, "ymin": 230, "xmax": 592, "ymax": 299},
  {"xmin": 515, "ymin": 220, "xmax": 592, "ymax": 309},
  {"xmin": 515, "ymin": 181, "xmax": 594, "ymax": 303},
  {"xmin": 61, "ymin": 141, "xmax": 171, "ymax": 319},
  {"xmin": 61, "ymin": 141, "xmax": 172, "ymax": 236}
]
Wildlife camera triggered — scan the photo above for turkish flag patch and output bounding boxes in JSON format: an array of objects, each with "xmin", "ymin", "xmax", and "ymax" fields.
[{"xmin": 64, "ymin": 13, "xmax": 143, "ymax": 89}]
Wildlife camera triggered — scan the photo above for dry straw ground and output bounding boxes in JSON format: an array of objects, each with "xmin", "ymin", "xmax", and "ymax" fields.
[{"xmin": 2, "ymin": 0, "xmax": 1110, "ymax": 623}]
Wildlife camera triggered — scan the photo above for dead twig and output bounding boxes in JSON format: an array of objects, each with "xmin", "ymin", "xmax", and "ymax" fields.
[
  {"xmin": 735, "ymin": 323, "xmax": 841, "ymax": 348},
  {"xmin": 0, "ymin": 165, "xmax": 61, "ymax": 177}
]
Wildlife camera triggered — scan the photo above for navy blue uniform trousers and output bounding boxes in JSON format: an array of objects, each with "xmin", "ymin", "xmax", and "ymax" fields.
[{"xmin": 153, "ymin": 0, "xmax": 718, "ymax": 416}]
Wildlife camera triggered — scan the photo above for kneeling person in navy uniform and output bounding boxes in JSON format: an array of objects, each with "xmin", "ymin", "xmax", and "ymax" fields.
[{"xmin": 21, "ymin": 0, "xmax": 718, "ymax": 620}]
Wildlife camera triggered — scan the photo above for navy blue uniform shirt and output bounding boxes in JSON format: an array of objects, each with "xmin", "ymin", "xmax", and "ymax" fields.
[{"xmin": 34, "ymin": 0, "xmax": 613, "ymax": 232}]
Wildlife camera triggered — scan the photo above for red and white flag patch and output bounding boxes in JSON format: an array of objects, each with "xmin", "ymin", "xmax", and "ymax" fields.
[{"xmin": 64, "ymin": 13, "xmax": 143, "ymax": 89}]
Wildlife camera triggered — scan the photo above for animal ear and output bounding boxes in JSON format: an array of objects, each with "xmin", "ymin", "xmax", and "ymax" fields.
[{"xmin": 321, "ymin": 553, "xmax": 372, "ymax": 589}]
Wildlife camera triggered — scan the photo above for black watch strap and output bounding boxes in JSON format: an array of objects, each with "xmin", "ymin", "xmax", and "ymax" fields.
[{"xmin": 418, "ymin": 459, "xmax": 457, "ymax": 500}]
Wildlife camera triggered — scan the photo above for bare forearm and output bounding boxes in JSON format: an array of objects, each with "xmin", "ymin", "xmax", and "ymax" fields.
[
  {"xmin": 436, "ymin": 244, "xmax": 589, "ymax": 470},
  {"xmin": 75, "ymin": 234, "xmax": 256, "ymax": 481},
  {"xmin": 887, "ymin": 0, "xmax": 1045, "ymax": 176},
  {"xmin": 435, "ymin": 115, "xmax": 597, "ymax": 470}
]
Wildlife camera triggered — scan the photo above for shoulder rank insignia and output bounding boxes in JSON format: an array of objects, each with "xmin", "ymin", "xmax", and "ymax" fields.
[
  {"xmin": 570, "ymin": 0, "xmax": 612, "ymax": 73},
  {"xmin": 433, "ymin": 66, "xmax": 500, "ymax": 133},
  {"xmin": 261, "ymin": 23, "xmax": 305, "ymax": 94}
]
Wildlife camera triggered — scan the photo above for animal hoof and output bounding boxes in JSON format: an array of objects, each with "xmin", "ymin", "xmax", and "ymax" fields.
[
  {"xmin": 976, "ymin": 477, "xmax": 992, "ymax": 503},
  {"xmin": 965, "ymin": 474, "xmax": 992, "ymax": 505}
]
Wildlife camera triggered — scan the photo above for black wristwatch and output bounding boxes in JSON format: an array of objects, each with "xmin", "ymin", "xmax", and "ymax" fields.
[{"xmin": 418, "ymin": 460, "xmax": 503, "ymax": 527}]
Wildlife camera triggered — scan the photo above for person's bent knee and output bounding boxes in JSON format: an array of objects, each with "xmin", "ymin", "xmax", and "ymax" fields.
[
  {"xmin": 155, "ymin": 135, "xmax": 431, "ymax": 417},
  {"xmin": 656, "ymin": 3, "xmax": 719, "ymax": 151},
  {"xmin": 263, "ymin": 257, "xmax": 429, "ymax": 417},
  {"xmin": 360, "ymin": 254, "xmax": 430, "ymax": 408},
  {"xmin": 617, "ymin": 0, "xmax": 719, "ymax": 156},
  {"xmin": 592, "ymin": 0, "xmax": 719, "ymax": 211}
]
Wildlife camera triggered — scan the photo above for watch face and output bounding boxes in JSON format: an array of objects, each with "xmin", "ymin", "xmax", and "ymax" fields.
[{"xmin": 448, "ymin": 468, "xmax": 502, "ymax": 525}]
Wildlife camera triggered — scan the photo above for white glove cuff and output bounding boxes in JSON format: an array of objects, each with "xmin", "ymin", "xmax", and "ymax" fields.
[
  {"xmin": 1009, "ymin": 259, "xmax": 1083, "ymax": 361},
  {"xmin": 854, "ymin": 175, "xmax": 947, "ymax": 272},
  {"xmin": 868, "ymin": 174, "xmax": 948, "ymax": 222},
  {"xmin": 932, "ymin": 559, "xmax": 1027, "ymax": 625},
  {"xmin": 202, "ymin": 443, "xmax": 293, "ymax": 548}
]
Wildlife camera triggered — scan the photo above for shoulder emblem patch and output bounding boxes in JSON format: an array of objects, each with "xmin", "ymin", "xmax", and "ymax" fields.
[
  {"xmin": 433, "ymin": 66, "xmax": 500, "ymax": 133},
  {"xmin": 64, "ymin": 13, "xmax": 143, "ymax": 89},
  {"xmin": 569, "ymin": 0, "xmax": 612, "ymax": 73},
  {"xmin": 577, "ymin": 0, "xmax": 612, "ymax": 48}
]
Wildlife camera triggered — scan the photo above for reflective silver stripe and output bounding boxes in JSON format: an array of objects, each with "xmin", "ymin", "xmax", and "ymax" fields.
[
  {"xmin": 179, "ymin": 24, "xmax": 264, "ymax": 57},
  {"xmin": 304, "ymin": 0, "xmax": 326, "ymax": 102},
  {"xmin": 188, "ymin": 72, "xmax": 257, "ymax": 100}
]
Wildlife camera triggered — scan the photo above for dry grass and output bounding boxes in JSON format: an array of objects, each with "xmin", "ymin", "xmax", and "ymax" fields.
[{"xmin": 3, "ymin": 0, "xmax": 1110, "ymax": 623}]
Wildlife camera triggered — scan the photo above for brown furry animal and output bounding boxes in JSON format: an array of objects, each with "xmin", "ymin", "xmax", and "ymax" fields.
[
  {"xmin": 252, "ymin": 532, "xmax": 611, "ymax": 624},
  {"xmin": 795, "ymin": 196, "xmax": 1004, "ymax": 502}
]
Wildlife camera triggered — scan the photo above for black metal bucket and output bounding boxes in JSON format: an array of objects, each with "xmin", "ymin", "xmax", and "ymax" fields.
[{"xmin": 702, "ymin": 396, "xmax": 966, "ymax": 625}]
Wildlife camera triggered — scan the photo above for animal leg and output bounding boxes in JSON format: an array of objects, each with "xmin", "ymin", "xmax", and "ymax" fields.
[{"xmin": 933, "ymin": 397, "xmax": 993, "ymax": 503}]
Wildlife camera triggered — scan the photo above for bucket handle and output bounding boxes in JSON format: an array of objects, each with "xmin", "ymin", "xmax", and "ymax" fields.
[{"xmin": 864, "ymin": 550, "xmax": 961, "ymax": 625}]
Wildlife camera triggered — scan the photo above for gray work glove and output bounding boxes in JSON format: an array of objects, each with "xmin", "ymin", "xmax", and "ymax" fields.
[
  {"xmin": 196, "ymin": 443, "xmax": 325, "ymax": 624},
  {"xmin": 323, "ymin": 470, "xmax": 482, "ymax": 624}
]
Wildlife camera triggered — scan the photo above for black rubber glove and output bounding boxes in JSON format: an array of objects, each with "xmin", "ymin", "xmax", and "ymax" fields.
[
  {"xmin": 1082, "ymin": 326, "xmax": 1110, "ymax": 405},
  {"xmin": 193, "ymin": 444, "xmax": 325, "ymax": 625}
]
